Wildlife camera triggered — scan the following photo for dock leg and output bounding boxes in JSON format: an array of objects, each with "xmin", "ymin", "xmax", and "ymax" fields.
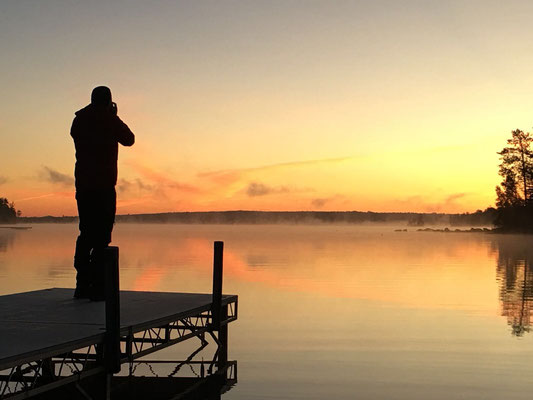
[
  {"xmin": 41, "ymin": 358, "xmax": 55, "ymax": 383},
  {"xmin": 212, "ymin": 241, "xmax": 223, "ymax": 327},
  {"xmin": 104, "ymin": 246, "xmax": 121, "ymax": 374},
  {"xmin": 105, "ymin": 373, "xmax": 112, "ymax": 400},
  {"xmin": 211, "ymin": 241, "xmax": 228, "ymax": 380},
  {"xmin": 218, "ymin": 304, "xmax": 228, "ymax": 372}
]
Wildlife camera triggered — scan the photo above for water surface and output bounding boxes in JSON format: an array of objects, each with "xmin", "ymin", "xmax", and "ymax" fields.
[{"xmin": 1, "ymin": 224, "xmax": 532, "ymax": 399}]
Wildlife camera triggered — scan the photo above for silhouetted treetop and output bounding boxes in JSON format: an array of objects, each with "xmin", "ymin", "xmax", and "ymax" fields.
[
  {"xmin": 496, "ymin": 129, "xmax": 533, "ymax": 208},
  {"xmin": 0, "ymin": 198, "xmax": 19, "ymax": 223},
  {"xmin": 494, "ymin": 129, "xmax": 533, "ymax": 231}
]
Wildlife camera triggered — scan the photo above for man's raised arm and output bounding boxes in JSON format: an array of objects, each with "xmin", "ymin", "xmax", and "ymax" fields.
[{"xmin": 114, "ymin": 116, "xmax": 135, "ymax": 147}]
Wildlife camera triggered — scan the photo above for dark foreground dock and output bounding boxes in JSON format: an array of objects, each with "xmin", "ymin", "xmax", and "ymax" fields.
[{"xmin": 0, "ymin": 242, "xmax": 238, "ymax": 400}]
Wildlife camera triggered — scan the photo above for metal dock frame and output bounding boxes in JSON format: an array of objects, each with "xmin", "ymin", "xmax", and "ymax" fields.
[{"xmin": 0, "ymin": 241, "xmax": 238, "ymax": 400}]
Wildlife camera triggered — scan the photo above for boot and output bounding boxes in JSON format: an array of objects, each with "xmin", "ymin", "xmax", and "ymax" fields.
[
  {"xmin": 74, "ymin": 261, "xmax": 91, "ymax": 299},
  {"xmin": 74, "ymin": 282, "xmax": 91, "ymax": 299}
]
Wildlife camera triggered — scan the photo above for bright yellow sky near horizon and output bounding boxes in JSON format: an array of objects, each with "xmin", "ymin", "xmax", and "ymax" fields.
[{"xmin": 2, "ymin": 1, "xmax": 533, "ymax": 216}]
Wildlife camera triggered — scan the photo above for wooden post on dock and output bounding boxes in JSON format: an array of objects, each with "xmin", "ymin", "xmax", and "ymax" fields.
[
  {"xmin": 212, "ymin": 241, "xmax": 228, "ymax": 375},
  {"xmin": 104, "ymin": 246, "xmax": 121, "ymax": 374}
]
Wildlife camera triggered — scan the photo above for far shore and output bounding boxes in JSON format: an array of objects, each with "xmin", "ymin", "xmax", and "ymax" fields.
[{"xmin": 6, "ymin": 209, "xmax": 497, "ymax": 227}]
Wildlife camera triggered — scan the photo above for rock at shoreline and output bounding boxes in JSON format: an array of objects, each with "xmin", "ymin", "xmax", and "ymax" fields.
[{"xmin": 416, "ymin": 227, "xmax": 492, "ymax": 233}]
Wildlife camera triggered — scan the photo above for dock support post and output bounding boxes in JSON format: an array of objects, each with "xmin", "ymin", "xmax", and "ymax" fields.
[
  {"xmin": 219, "ymin": 304, "xmax": 228, "ymax": 370},
  {"xmin": 212, "ymin": 241, "xmax": 228, "ymax": 375},
  {"xmin": 104, "ymin": 246, "xmax": 121, "ymax": 374}
]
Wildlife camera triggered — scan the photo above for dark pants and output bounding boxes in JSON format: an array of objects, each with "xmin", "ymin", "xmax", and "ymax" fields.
[{"xmin": 74, "ymin": 188, "xmax": 116, "ymax": 291}]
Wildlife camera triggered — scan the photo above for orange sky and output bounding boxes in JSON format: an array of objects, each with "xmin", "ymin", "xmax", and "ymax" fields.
[{"xmin": 2, "ymin": 1, "xmax": 533, "ymax": 216}]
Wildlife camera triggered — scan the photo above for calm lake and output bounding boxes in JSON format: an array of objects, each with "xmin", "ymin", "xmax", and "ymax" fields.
[{"xmin": 1, "ymin": 223, "xmax": 533, "ymax": 399}]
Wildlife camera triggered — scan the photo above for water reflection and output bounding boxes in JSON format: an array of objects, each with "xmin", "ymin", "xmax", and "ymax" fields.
[
  {"xmin": 0, "ymin": 230, "xmax": 15, "ymax": 253},
  {"xmin": 495, "ymin": 236, "xmax": 533, "ymax": 336},
  {"xmin": 5, "ymin": 225, "xmax": 533, "ymax": 399}
]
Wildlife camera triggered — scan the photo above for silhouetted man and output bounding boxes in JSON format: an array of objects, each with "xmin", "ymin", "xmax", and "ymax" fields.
[{"xmin": 71, "ymin": 86, "xmax": 135, "ymax": 300}]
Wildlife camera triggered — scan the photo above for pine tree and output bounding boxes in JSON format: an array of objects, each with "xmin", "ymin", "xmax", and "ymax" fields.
[
  {"xmin": 0, "ymin": 198, "xmax": 18, "ymax": 223},
  {"xmin": 496, "ymin": 130, "xmax": 533, "ymax": 207}
]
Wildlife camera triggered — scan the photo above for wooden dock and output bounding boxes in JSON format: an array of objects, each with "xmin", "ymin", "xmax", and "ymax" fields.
[{"xmin": 0, "ymin": 242, "xmax": 238, "ymax": 400}]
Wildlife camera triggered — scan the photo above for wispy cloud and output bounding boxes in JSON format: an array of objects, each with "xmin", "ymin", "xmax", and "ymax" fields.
[
  {"xmin": 394, "ymin": 192, "xmax": 469, "ymax": 213},
  {"xmin": 117, "ymin": 178, "xmax": 155, "ymax": 194},
  {"xmin": 199, "ymin": 156, "xmax": 351, "ymax": 185},
  {"xmin": 0, "ymin": 176, "xmax": 7, "ymax": 185},
  {"xmin": 243, "ymin": 181, "xmax": 314, "ymax": 198},
  {"xmin": 125, "ymin": 162, "xmax": 201, "ymax": 197},
  {"xmin": 245, "ymin": 182, "xmax": 290, "ymax": 197},
  {"xmin": 135, "ymin": 165, "xmax": 199, "ymax": 193},
  {"xmin": 14, "ymin": 193, "xmax": 63, "ymax": 202},
  {"xmin": 310, "ymin": 195, "xmax": 344, "ymax": 209},
  {"xmin": 311, "ymin": 198, "xmax": 328, "ymax": 208},
  {"xmin": 40, "ymin": 166, "xmax": 74, "ymax": 186},
  {"xmin": 444, "ymin": 193, "xmax": 467, "ymax": 204}
]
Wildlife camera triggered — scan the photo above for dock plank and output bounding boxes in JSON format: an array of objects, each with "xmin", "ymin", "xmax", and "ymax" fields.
[
  {"xmin": 0, "ymin": 288, "xmax": 237, "ymax": 370},
  {"xmin": 0, "ymin": 321, "xmax": 103, "ymax": 370}
]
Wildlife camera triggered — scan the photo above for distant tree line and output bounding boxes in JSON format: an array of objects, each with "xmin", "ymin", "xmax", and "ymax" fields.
[
  {"xmin": 495, "ymin": 129, "xmax": 533, "ymax": 231},
  {"xmin": 0, "ymin": 197, "xmax": 20, "ymax": 223},
  {"xmin": 111, "ymin": 210, "xmax": 495, "ymax": 225},
  {"xmin": 20, "ymin": 210, "xmax": 495, "ymax": 226}
]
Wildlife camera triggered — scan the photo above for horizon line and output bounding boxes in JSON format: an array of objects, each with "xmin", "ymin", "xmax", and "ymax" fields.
[{"xmin": 16, "ymin": 208, "xmax": 495, "ymax": 219}]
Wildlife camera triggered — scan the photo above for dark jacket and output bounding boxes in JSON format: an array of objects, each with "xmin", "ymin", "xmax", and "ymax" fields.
[{"xmin": 71, "ymin": 104, "xmax": 135, "ymax": 191}]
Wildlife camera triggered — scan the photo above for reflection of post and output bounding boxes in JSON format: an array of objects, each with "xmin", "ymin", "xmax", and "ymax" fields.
[
  {"xmin": 219, "ymin": 304, "xmax": 228, "ymax": 370},
  {"xmin": 105, "ymin": 246, "xmax": 121, "ymax": 374},
  {"xmin": 212, "ymin": 241, "xmax": 228, "ymax": 374},
  {"xmin": 516, "ymin": 257, "xmax": 529, "ymax": 336}
]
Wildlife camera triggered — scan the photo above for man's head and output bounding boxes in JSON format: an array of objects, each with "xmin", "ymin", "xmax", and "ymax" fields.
[{"xmin": 91, "ymin": 86, "xmax": 112, "ymax": 107}]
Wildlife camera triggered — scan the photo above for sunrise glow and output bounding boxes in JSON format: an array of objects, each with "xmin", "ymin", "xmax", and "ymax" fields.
[{"xmin": 2, "ymin": 1, "xmax": 532, "ymax": 216}]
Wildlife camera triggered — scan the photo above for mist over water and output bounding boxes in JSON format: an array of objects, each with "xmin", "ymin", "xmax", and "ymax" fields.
[{"xmin": 1, "ymin": 224, "xmax": 533, "ymax": 399}]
